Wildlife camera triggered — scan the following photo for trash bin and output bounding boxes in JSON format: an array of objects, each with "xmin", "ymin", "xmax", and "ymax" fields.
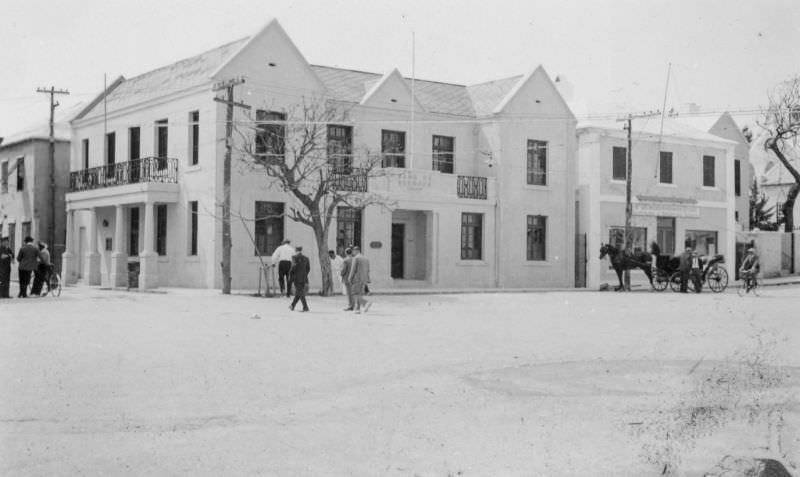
[{"xmin": 128, "ymin": 262, "xmax": 140, "ymax": 289}]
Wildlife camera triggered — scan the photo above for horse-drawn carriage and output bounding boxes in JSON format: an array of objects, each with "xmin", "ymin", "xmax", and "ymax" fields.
[{"xmin": 600, "ymin": 243, "xmax": 729, "ymax": 293}]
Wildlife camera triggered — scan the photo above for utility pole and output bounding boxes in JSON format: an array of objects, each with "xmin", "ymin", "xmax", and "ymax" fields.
[
  {"xmin": 213, "ymin": 77, "xmax": 249, "ymax": 294},
  {"xmin": 616, "ymin": 111, "xmax": 660, "ymax": 290},
  {"xmin": 36, "ymin": 86, "xmax": 70, "ymax": 256}
]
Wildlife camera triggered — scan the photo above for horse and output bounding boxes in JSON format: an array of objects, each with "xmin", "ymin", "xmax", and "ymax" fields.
[{"xmin": 599, "ymin": 243, "xmax": 654, "ymax": 291}]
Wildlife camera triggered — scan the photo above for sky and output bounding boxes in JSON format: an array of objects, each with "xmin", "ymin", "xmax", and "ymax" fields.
[{"xmin": 1, "ymin": 0, "xmax": 799, "ymax": 137}]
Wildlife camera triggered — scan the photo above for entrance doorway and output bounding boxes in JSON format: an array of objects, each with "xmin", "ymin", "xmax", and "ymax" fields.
[{"xmin": 391, "ymin": 223, "xmax": 405, "ymax": 278}]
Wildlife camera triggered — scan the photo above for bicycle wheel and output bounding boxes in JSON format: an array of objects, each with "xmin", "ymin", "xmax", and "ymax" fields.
[
  {"xmin": 50, "ymin": 273, "xmax": 62, "ymax": 297},
  {"xmin": 750, "ymin": 277, "xmax": 760, "ymax": 296},
  {"xmin": 669, "ymin": 272, "xmax": 682, "ymax": 292},
  {"xmin": 737, "ymin": 279, "xmax": 748, "ymax": 296},
  {"xmin": 707, "ymin": 266, "xmax": 728, "ymax": 293}
]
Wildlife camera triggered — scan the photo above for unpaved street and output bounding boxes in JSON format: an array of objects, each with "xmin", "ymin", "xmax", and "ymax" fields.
[{"xmin": 2, "ymin": 287, "xmax": 799, "ymax": 476}]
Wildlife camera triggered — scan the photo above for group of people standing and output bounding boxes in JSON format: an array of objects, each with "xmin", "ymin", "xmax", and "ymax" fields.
[
  {"xmin": 269, "ymin": 239, "xmax": 371, "ymax": 313},
  {"xmin": 0, "ymin": 235, "xmax": 53, "ymax": 299}
]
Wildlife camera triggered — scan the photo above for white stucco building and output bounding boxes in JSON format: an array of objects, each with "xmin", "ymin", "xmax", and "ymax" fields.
[
  {"xmin": 576, "ymin": 118, "xmax": 737, "ymax": 289},
  {"xmin": 63, "ymin": 19, "xmax": 578, "ymax": 291}
]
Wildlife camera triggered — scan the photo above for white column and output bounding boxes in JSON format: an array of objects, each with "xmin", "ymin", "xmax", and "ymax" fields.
[
  {"xmin": 86, "ymin": 207, "xmax": 101, "ymax": 285},
  {"xmin": 139, "ymin": 201, "xmax": 158, "ymax": 290},
  {"xmin": 109, "ymin": 205, "xmax": 128, "ymax": 288},
  {"xmin": 62, "ymin": 209, "xmax": 76, "ymax": 284}
]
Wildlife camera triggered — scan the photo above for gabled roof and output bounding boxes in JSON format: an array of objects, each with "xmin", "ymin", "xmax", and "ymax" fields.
[
  {"xmin": 578, "ymin": 117, "xmax": 737, "ymax": 145},
  {"xmin": 466, "ymin": 75, "xmax": 522, "ymax": 116},
  {"xmin": 78, "ymin": 38, "xmax": 249, "ymax": 120}
]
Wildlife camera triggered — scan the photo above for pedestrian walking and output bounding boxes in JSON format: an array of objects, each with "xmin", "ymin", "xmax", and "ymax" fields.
[
  {"xmin": 16, "ymin": 236, "xmax": 38, "ymax": 298},
  {"xmin": 340, "ymin": 248, "xmax": 354, "ymax": 311},
  {"xmin": 348, "ymin": 246, "xmax": 371, "ymax": 314},
  {"xmin": 328, "ymin": 250, "xmax": 344, "ymax": 295},
  {"xmin": 289, "ymin": 246, "xmax": 310, "ymax": 312},
  {"xmin": 32, "ymin": 242, "xmax": 52, "ymax": 296},
  {"xmin": 0, "ymin": 237, "xmax": 13, "ymax": 299},
  {"xmin": 271, "ymin": 239, "xmax": 295, "ymax": 298}
]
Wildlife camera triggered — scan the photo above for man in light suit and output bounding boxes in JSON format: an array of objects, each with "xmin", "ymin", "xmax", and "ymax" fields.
[{"xmin": 347, "ymin": 246, "xmax": 371, "ymax": 314}]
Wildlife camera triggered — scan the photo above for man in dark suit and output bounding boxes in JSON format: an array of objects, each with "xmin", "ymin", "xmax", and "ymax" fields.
[
  {"xmin": 289, "ymin": 246, "xmax": 310, "ymax": 312},
  {"xmin": 16, "ymin": 236, "xmax": 39, "ymax": 298},
  {"xmin": 678, "ymin": 246, "xmax": 692, "ymax": 293},
  {"xmin": 0, "ymin": 237, "xmax": 13, "ymax": 299}
]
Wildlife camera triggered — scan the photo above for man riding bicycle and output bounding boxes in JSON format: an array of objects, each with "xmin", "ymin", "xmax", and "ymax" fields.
[{"xmin": 739, "ymin": 247, "xmax": 760, "ymax": 290}]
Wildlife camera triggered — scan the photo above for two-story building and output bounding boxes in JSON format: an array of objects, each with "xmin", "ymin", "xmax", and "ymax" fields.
[
  {"xmin": 0, "ymin": 115, "xmax": 73, "ymax": 273},
  {"xmin": 64, "ymin": 19, "xmax": 577, "ymax": 291},
  {"xmin": 577, "ymin": 118, "xmax": 736, "ymax": 289}
]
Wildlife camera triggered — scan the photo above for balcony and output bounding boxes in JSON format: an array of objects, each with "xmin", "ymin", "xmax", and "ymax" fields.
[
  {"xmin": 329, "ymin": 166, "xmax": 368, "ymax": 193},
  {"xmin": 456, "ymin": 175, "xmax": 488, "ymax": 200},
  {"xmin": 69, "ymin": 157, "xmax": 178, "ymax": 192}
]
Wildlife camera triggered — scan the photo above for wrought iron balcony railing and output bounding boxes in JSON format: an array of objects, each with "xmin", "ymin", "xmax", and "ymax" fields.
[
  {"xmin": 456, "ymin": 175, "xmax": 488, "ymax": 200},
  {"xmin": 69, "ymin": 157, "xmax": 178, "ymax": 192},
  {"xmin": 328, "ymin": 166, "xmax": 368, "ymax": 193}
]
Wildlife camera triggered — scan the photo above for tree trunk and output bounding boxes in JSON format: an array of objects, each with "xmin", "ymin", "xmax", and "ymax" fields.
[
  {"xmin": 782, "ymin": 183, "xmax": 799, "ymax": 232},
  {"xmin": 767, "ymin": 141, "xmax": 800, "ymax": 232},
  {"xmin": 312, "ymin": 223, "xmax": 334, "ymax": 296}
]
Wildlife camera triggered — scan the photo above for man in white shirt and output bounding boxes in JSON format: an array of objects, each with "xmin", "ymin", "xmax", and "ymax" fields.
[
  {"xmin": 328, "ymin": 250, "xmax": 344, "ymax": 294},
  {"xmin": 271, "ymin": 240, "xmax": 296, "ymax": 298}
]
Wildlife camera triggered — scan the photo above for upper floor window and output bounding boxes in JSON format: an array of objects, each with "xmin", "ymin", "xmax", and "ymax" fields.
[
  {"xmin": 659, "ymin": 151, "xmax": 673, "ymax": 184},
  {"xmin": 106, "ymin": 132, "xmax": 116, "ymax": 166},
  {"xmin": 703, "ymin": 155, "xmax": 715, "ymax": 187},
  {"xmin": 381, "ymin": 130, "xmax": 405, "ymax": 168},
  {"xmin": 82, "ymin": 138, "xmax": 89, "ymax": 170},
  {"xmin": 189, "ymin": 111, "xmax": 199, "ymax": 166},
  {"xmin": 1, "ymin": 161, "xmax": 7, "ymax": 193},
  {"xmin": 16, "ymin": 157, "xmax": 24, "ymax": 191},
  {"xmin": 155, "ymin": 119, "xmax": 168, "ymax": 158},
  {"xmin": 327, "ymin": 124, "xmax": 352, "ymax": 173},
  {"xmin": 129, "ymin": 127, "xmax": 140, "ymax": 160},
  {"xmin": 612, "ymin": 146, "xmax": 627, "ymax": 181},
  {"xmin": 432, "ymin": 135, "xmax": 454, "ymax": 174},
  {"xmin": 255, "ymin": 110, "xmax": 286, "ymax": 162},
  {"xmin": 734, "ymin": 159, "xmax": 741, "ymax": 196},
  {"xmin": 461, "ymin": 212, "xmax": 483, "ymax": 260},
  {"xmin": 526, "ymin": 140, "xmax": 547, "ymax": 185}
]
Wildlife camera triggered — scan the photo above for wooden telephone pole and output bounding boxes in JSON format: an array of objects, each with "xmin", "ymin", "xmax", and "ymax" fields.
[
  {"xmin": 616, "ymin": 111, "xmax": 660, "ymax": 290},
  {"xmin": 36, "ymin": 86, "xmax": 69, "ymax": 254},
  {"xmin": 213, "ymin": 77, "xmax": 249, "ymax": 294}
]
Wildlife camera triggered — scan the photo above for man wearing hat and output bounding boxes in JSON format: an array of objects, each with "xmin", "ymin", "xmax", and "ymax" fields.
[
  {"xmin": 16, "ymin": 236, "xmax": 39, "ymax": 298},
  {"xmin": 288, "ymin": 246, "xmax": 310, "ymax": 312},
  {"xmin": 0, "ymin": 236, "xmax": 13, "ymax": 298}
]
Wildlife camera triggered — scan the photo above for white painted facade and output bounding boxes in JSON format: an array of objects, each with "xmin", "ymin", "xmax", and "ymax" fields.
[
  {"xmin": 63, "ymin": 19, "xmax": 578, "ymax": 291},
  {"xmin": 577, "ymin": 120, "xmax": 737, "ymax": 289}
]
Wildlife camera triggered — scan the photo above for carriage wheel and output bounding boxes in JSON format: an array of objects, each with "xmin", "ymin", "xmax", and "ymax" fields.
[
  {"xmin": 706, "ymin": 266, "xmax": 728, "ymax": 293},
  {"xmin": 653, "ymin": 272, "xmax": 669, "ymax": 291},
  {"xmin": 669, "ymin": 272, "xmax": 695, "ymax": 293}
]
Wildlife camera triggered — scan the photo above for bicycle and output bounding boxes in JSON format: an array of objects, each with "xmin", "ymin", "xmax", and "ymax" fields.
[
  {"xmin": 737, "ymin": 273, "xmax": 760, "ymax": 297},
  {"xmin": 41, "ymin": 268, "xmax": 62, "ymax": 297}
]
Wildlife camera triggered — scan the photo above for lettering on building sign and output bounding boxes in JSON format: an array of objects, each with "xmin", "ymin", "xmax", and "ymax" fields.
[
  {"xmin": 397, "ymin": 171, "xmax": 432, "ymax": 190},
  {"xmin": 633, "ymin": 201, "xmax": 700, "ymax": 218}
]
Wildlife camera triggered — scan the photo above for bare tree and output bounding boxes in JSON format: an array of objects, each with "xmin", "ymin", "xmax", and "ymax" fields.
[
  {"xmin": 233, "ymin": 97, "xmax": 391, "ymax": 296},
  {"xmin": 760, "ymin": 76, "xmax": 800, "ymax": 232}
]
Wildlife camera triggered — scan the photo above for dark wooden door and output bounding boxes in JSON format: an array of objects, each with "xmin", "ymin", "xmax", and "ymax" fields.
[{"xmin": 391, "ymin": 223, "xmax": 404, "ymax": 279}]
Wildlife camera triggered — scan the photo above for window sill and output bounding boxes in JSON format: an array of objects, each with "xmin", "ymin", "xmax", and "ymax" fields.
[
  {"xmin": 185, "ymin": 256, "xmax": 200, "ymax": 262},
  {"xmin": 609, "ymin": 179, "xmax": 626, "ymax": 184},
  {"xmin": 657, "ymin": 182, "xmax": 677, "ymax": 188},
  {"xmin": 522, "ymin": 260, "xmax": 552, "ymax": 266},
  {"xmin": 701, "ymin": 186, "xmax": 719, "ymax": 191},
  {"xmin": 185, "ymin": 164, "xmax": 202, "ymax": 173},
  {"xmin": 456, "ymin": 260, "xmax": 488, "ymax": 267},
  {"xmin": 523, "ymin": 183, "xmax": 549, "ymax": 191}
]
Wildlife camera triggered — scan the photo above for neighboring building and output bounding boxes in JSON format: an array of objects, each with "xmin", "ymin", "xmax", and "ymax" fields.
[
  {"xmin": 0, "ymin": 114, "xmax": 74, "ymax": 274},
  {"xmin": 749, "ymin": 130, "xmax": 800, "ymax": 231},
  {"xmin": 64, "ymin": 19, "xmax": 578, "ymax": 290},
  {"xmin": 577, "ymin": 118, "xmax": 737, "ymax": 289}
]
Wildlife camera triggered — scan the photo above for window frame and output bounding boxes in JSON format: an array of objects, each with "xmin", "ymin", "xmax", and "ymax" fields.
[
  {"xmin": 155, "ymin": 119, "xmax": 168, "ymax": 158},
  {"xmin": 189, "ymin": 111, "xmax": 200, "ymax": 166},
  {"xmin": 460, "ymin": 212, "xmax": 483, "ymax": 260},
  {"xmin": 254, "ymin": 201, "xmax": 285, "ymax": 256},
  {"xmin": 659, "ymin": 151, "xmax": 673, "ymax": 184},
  {"xmin": 526, "ymin": 140, "xmax": 547, "ymax": 185},
  {"xmin": 327, "ymin": 124, "xmax": 353, "ymax": 174},
  {"xmin": 128, "ymin": 127, "xmax": 140, "ymax": 161},
  {"xmin": 336, "ymin": 206, "xmax": 363, "ymax": 255},
  {"xmin": 432, "ymin": 135, "xmax": 454, "ymax": 174},
  {"xmin": 381, "ymin": 130, "xmax": 406, "ymax": 168},
  {"xmin": 129, "ymin": 207, "xmax": 140, "ymax": 257},
  {"xmin": 612, "ymin": 146, "xmax": 627, "ymax": 181},
  {"xmin": 188, "ymin": 201, "xmax": 198, "ymax": 256},
  {"xmin": 734, "ymin": 159, "xmax": 741, "ymax": 196},
  {"xmin": 255, "ymin": 110, "xmax": 286, "ymax": 162},
  {"xmin": 82, "ymin": 138, "xmax": 90, "ymax": 169},
  {"xmin": 526, "ymin": 215, "xmax": 547, "ymax": 261},
  {"xmin": 16, "ymin": 157, "xmax": 24, "ymax": 191},
  {"xmin": 106, "ymin": 132, "xmax": 116, "ymax": 166},
  {"xmin": 702, "ymin": 155, "xmax": 715, "ymax": 188}
]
